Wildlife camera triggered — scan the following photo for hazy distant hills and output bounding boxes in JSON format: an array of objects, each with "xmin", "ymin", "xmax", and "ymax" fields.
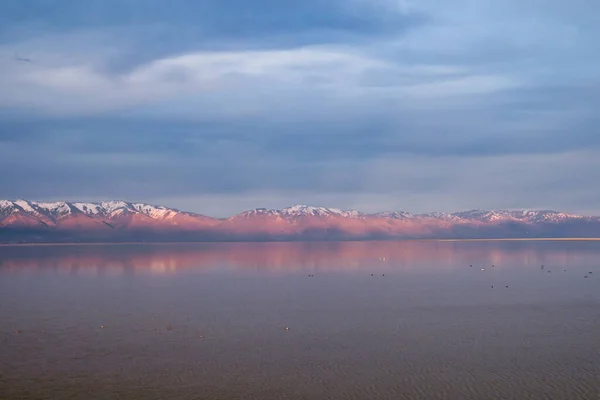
[{"xmin": 1, "ymin": 200, "xmax": 600, "ymax": 243}]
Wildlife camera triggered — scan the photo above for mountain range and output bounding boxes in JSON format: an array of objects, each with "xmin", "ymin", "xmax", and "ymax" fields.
[{"xmin": 1, "ymin": 200, "xmax": 600, "ymax": 243}]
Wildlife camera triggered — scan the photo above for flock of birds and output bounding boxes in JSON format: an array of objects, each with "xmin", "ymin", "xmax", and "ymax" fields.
[
  {"xmin": 8, "ymin": 260, "xmax": 596, "ymax": 337},
  {"xmin": 306, "ymin": 261, "xmax": 595, "ymax": 280},
  {"xmin": 471, "ymin": 263, "xmax": 510, "ymax": 288},
  {"xmin": 305, "ymin": 262, "xmax": 595, "ymax": 286},
  {"xmin": 469, "ymin": 263, "xmax": 594, "ymax": 286}
]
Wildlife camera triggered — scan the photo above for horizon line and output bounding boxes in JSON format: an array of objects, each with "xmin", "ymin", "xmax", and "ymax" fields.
[{"xmin": 3, "ymin": 238, "xmax": 600, "ymax": 248}]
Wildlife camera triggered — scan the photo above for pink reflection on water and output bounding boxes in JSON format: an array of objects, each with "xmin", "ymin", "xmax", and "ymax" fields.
[{"xmin": 1, "ymin": 241, "xmax": 600, "ymax": 276}]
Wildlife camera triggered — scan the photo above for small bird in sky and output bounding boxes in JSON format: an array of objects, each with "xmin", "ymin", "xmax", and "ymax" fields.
[{"xmin": 14, "ymin": 53, "xmax": 32, "ymax": 63}]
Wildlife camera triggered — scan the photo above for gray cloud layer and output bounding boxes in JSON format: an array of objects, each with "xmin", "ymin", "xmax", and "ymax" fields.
[{"xmin": 0, "ymin": 0, "xmax": 599, "ymax": 216}]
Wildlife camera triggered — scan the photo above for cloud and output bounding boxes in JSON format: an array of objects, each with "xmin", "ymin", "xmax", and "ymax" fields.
[
  {"xmin": 0, "ymin": 43, "xmax": 391, "ymax": 115},
  {"xmin": 0, "ymin": 0, "xmax": 599, "ymax": 215},
  {"xmin": 1, "ymin": 35, "xmax": 522, "ymax": 117},
  {"xmin": 145, "ymin": 148, "xmax": 600, "ymax": 217},
  {"xmin": 2, "ymin": 120, "xmax": 600, "ymax": 216}
]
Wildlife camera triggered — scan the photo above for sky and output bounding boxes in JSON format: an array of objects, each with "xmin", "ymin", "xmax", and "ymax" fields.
[{"xmin": 1, "ymin": 0, "xmax": 599, "ymax": 217}]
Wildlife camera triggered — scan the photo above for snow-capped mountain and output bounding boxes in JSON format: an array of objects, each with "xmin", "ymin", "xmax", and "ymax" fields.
[
  {"xmin": 232, "ymin": 208, "xmax": 282, "ymax": 219},
  {"xmin": 0, "ymin": 200, "xmax": 217, "ymax": 230},
  {"xmin": 235, "ymin": 205, "xmax": 365, "ymax": 219},
  {"xmin": 1, "ymin": 199, "xmax": 599, "ymax": 243},
  {"xmin": 72, "ymin": 201, "xmax": 192, "ymax": 219},
  {"xmin": 228, "ymin": 205, "xmax": 365, "ymax": 221},
  {"xmin": 448, "ymin": 209, "xmax": 585, "ymax": 223},
  {"xmin": 419, "ymin": 212, "xmax": 465, "ymax": 222},
  {"xmin": 375, "ymin": 211, "xmax": 415, "ymax": 220}
]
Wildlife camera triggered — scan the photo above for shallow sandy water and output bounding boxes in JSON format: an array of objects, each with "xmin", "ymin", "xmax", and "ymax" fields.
[{"xmin": 1, "ymin": 241, "xmax": 599, "ymax": 399}]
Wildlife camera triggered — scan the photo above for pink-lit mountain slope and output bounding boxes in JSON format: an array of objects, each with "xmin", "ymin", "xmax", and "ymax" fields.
[
  {"xmin": 1, "ymin": 200, "xmax": 599, "ymax": 243},
  {"xmin": 0, "ymin": 200, "xmax": 218, "ymax": 230}
]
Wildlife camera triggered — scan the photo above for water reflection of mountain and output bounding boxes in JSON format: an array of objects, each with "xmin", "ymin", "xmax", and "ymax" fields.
[{"xmin": 1, "ymin": 241, "xmax": 600, "ymax": 276}]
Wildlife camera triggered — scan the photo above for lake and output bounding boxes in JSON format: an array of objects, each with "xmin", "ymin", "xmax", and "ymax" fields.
[{"xmin": 1, "ymin": 241, "xmax": 598, "ymax": 399}]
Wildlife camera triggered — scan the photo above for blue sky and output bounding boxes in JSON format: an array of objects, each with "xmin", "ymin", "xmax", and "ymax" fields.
[{"xmin": 1, "ymin": 0, "xmax": 599, "ymax": 216}]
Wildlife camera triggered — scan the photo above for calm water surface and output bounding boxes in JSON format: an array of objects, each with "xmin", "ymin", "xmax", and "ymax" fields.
[{"xmin": 1, "ymin": 241, "xmax": 599, "ymax": 399}]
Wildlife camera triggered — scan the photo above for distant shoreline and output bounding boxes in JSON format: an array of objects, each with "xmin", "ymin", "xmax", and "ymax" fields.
[
  {"xmin": 2, "ymin": 237, "xmax": 600, "ymax": 247},
  {"xmin": 420, "ymin": 238, "xmax": 600, "ymax": 242}
]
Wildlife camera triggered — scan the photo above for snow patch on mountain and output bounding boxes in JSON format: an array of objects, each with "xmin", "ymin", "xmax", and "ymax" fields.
[
  {"xmin": 420, "ymin": 212, "xmax": 466, "ymax": 222},
  {"xmin": 281, "ymin": 205, "xmax": 330, "ymax": 216},
  {"xmin": 234, "ymin": 208, "xmax": 281, "ymax": 219},
  {"xmin": 234, "ymin": 205, "xmax": 365, "ymax": 219},
  {"xmin": 33, "ymin": 201, "xmax": 72, "ymax": 216},
  {"xmin": 100, "ymin": 201, "xmax": 131, "ymax": 214},
  {"xmin": 508, "ymin": 210, "xmax": 583, "ymax": 223},
  {"xmin": 73, "ymin": 202, "xmax": 103, "ymax": 216},
  {"xmin": 281, "ymin": 205, "xmax": 363, "ymax": 218},
  {"xmin": 450, "ymin": 209, "xmax": 586, "ymax": 223},
  {"xmin": 14, "ymin": 200, "xmax": 36, "ymax": 213},
  {"xmin": 376, "ymin": 211, "xmax": 415, "ymax": 220},
  {"xmin": 0, "ymin": 200, "xmax": 15, "ymax": 213},
  {"xmin": 132, "ymin": 203, "xmax": 178, "ymax": 219}
]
